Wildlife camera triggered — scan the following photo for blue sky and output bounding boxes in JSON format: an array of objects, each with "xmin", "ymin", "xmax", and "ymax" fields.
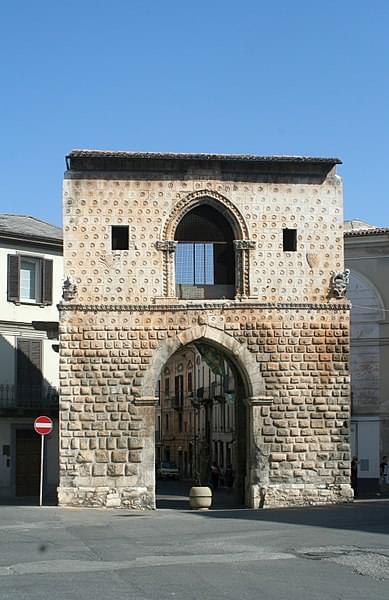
[{"xmin": 1, "ymin": 1, "xmax": 388, "ymax": 227}]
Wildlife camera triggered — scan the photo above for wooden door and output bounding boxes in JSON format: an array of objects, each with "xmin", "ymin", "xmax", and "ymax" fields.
[{"xmin": 15, "ymin": 429, "xmax": 40, "ymax": 496}]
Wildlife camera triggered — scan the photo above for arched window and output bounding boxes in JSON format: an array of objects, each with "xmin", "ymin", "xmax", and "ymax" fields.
[{"xmin": 175, "ymin": 205, "xmax": 235, "ymax": 299}]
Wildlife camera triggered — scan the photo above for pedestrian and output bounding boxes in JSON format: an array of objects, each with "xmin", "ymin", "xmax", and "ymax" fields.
[
  {"xmin": 351, "ymin": 456, "xmax": 359, "ymax": 497},
  {"xmin": 224, "ymin": 464, "xmax": 234, "ymax": 488},
  {"xmin": 377, "ymin": 455, "xmax": 388, "ymax": 496},
  {"xmin": 210, "ymin": 461, "xmax": 221, "ymax": 490}
]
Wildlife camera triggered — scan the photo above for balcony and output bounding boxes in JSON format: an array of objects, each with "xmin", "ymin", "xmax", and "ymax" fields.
[{"xmin": 0, "ymin": 384, "xmax": 59, "ymax": 414}]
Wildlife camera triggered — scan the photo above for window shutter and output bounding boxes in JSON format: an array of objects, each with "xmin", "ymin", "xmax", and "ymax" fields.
[
  {"xmin": 30, "ymin": 341, "xmax": 42, "ymax": 375},
  {"xmin": 17, "ymin": 339, "xmax": 42, "ymax": 385},
  {"xmin": 42, "ymin": 259, "xmax": 53, "ymax": 305},
  {"xmin": 7, "ymin": 254, "xmax": 20, "ymax": 302}
]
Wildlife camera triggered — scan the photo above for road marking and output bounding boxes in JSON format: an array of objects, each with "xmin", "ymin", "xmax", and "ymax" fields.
[{"xmin": 0, "ymin": 551, "xmax": 296, "ymax": 576}]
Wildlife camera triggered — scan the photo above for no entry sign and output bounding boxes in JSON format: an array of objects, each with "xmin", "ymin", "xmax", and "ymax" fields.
[
  {"xmin": 34, "ymin": 416, "xmax": 53, "ymax": 436},
  {"xmin": 34, "ymin": 416, "xmax": 53, "ymax": 507}
]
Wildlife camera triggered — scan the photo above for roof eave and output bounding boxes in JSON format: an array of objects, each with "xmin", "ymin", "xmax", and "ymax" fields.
[{"xmin": 0, "ymin": 230, "xmax": 63, "ymax": 247}]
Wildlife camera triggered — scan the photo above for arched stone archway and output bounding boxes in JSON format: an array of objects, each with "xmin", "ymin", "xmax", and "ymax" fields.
[
  {"xmin": 139, "ymin": 324, "xmax": 265, "ymax": 400},
  {"xmin": 137, "ymin": 324, "xmax": 270, "ymax": 509}
]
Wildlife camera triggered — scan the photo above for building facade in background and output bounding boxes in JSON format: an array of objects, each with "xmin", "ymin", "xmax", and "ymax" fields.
[
  {"xmin": 0, "ymin": 215, "xmax": 62, "ymax": 499},
  {"xmin": 345, "ymin": 220, "xmax": 389, "ymax": 493},
  {"xmin": 155, "ymin": 344, "xmax": 236, "ymax": 485},
  {"xmin": 59, "ymin": 150, "xmax": 352, "ymax": 509}
]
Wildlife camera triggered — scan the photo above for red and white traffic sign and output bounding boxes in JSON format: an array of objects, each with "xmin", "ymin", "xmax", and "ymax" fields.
[{"xmin": 34, "ymin": 416, "xmax": 53, "ymax": 436}]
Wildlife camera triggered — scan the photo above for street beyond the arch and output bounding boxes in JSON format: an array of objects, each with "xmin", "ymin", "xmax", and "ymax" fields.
[{"xmin": 1, "ymin": 499, "xmax": 388, "ymax": 600}]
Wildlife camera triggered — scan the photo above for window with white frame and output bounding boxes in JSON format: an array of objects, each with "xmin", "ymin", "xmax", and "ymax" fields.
[
  {"xmin": 20, "ymin": 257, "xmax": 41, "ymax": 302},
  {"xmin": 7, "ymin": 254, "xmax": 53, "ymax": 305}
]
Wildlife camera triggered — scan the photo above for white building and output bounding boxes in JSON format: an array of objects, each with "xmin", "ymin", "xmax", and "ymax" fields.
[
  {"xmin": 345, "ymin": 220, "xmax": 389, "ymax": 494},
  {"xmin": 0, "ymin": 215, "xmax": 63, "ymax": 500}
]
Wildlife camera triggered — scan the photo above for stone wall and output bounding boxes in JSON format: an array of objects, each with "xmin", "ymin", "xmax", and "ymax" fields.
[
  {"xmin": 58, "ymin": 304, "xmax": 351, "ymax": 508},
  {"xmin": 63, "ymin": 172, "xmax": 343, "ymax": 305}
]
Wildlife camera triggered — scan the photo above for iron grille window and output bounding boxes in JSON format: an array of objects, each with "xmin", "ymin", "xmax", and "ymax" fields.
[{"xmin": 176, "ymin": 243, "xmax": 214, "ymax": 285}]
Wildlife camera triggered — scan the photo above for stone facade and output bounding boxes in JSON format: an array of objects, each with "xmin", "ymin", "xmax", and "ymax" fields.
[{"xmin": 59, "ymin": 151, "xmax": 352, "ymax": 508}]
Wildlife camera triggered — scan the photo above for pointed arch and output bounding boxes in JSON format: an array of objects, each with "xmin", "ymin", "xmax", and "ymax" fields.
[{"xmin": 162, "ymin": 189, "xmax": 249, "ymax": 241}]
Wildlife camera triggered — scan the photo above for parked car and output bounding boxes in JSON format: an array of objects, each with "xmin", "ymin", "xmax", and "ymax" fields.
[{"xmin": 156, "ymin": 461, "xmax": 180, "ymax": 480}]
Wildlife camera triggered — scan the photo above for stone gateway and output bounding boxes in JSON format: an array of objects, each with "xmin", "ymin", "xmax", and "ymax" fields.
[{"xmin": 58, "ymin": 151, "xmax": 352, "ymax": 509}]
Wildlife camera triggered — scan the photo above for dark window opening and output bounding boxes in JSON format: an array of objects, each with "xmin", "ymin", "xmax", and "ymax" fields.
[
  {"xmin": 283, "ymin": 228, "xmax": 297, "ymax": 252},
  {"xmin": 175, "ymin": 204, "xmax": 235, "ymax": 299},
  {"xmin": 175, "ymin": 374, "xmax": 184, "ymax": 409},
  {"xmin": 111, "ymin": 226, "xmax": 129, "ymax": 250},
  {"xmin": 16, "ymin": 338, "xmax": 43, "ymax": 405},
  {"xmin": 164, "ymin": 378, "xmax": 170, "ymax": 398},
  {"xmin": 188, "ymin": 371, "xmax": 193, "ymax": 393}
]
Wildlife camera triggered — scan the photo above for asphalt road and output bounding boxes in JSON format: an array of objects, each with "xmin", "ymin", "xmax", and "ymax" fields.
[{"xmin": 1, "ymin": 490, "xmax": 389, "ymax": 600}]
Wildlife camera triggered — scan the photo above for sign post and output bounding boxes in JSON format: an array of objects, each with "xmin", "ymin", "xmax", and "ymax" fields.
[{"xmin": 34, "ymin": 416, "xmax": 53, "ymax": 506}]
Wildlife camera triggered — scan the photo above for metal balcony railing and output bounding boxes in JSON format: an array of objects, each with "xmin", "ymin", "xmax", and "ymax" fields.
[{"xmin": 0, "ymin": 384, "xmax": 59, "ymax": 410}]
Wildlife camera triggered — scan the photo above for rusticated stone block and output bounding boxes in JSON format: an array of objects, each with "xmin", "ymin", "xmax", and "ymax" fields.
[
  {"xmin": 107, "ymin": 464, "xmax": 124, "ymax": 477},
  {"xmin": 129, "ymin": 450, "xmax": 142, "ymax": 463},
  {"xmin": 95, "ymin": 450, "xmax": 109, "ymax": 463},
  {"xmin": 128, "ymin": 438, "xmax": 144, "ymax": 450},
  {"xmin": 112, "ymin": 450, "xmax": 128, "ymax": 463},
  {"xmin": 92, "ymin": 464, "xmax": 107, "ymax": 477},
  {"xmin": 76, "ymin": 450, "xmax": 93, "ymax": 463},
  {"xmin": 271, "ymin": 453, "xmax": 286, "ymax": 462},
  {"xmin": 125, "ymin": 464, "xmax": 138, "ymax": 476}
]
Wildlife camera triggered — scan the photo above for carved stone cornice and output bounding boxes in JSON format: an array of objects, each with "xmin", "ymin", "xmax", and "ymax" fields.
[{"xmin": 58, "ymin": 301, "xmax": 351, "ymax": 313}]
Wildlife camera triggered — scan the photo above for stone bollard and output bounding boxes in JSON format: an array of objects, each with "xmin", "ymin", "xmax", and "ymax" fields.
[{"xmin": 189, "ymin": 486, "xmax": 212, "ymax": 510}]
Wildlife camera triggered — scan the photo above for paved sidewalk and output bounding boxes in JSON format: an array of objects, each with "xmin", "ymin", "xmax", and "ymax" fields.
[{"xmin": 1, "ymin": 499, "xmax": 389, "ymax": 600}]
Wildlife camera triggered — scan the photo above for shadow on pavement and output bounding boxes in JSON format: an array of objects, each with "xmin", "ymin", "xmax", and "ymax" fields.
[
  {"xmin": 0, "ymin": 496, "xmax": 57, "ymax": 506},
  {"xmin": 189, "ymin": 498, "xmax": 389, "ymax": 535},
  {"xmin": 155, "ymin": 479, "xmax": 389, "ymax": 536}
]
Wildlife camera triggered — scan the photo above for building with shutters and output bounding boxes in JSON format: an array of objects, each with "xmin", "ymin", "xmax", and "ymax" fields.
[{"xmin": 0, "ymin": 214, "xmax": 63, "ymax": 500}]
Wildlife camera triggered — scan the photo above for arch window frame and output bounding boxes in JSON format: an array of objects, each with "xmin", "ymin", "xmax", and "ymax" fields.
[{"xmin": 156, "ymin": 191, "xmax": 256, "ymax": 300}]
